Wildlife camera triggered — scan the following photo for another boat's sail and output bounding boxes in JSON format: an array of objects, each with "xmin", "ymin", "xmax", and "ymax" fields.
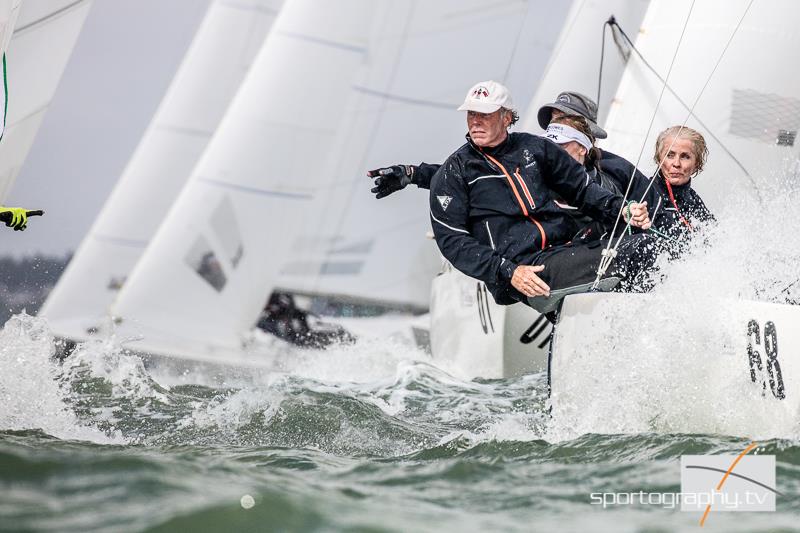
[
  {"xmin": 0, "ymin": 0, "xmax": 91, "ymax": 203},
  {"xmin": 0, "ymin": 0, "xmax": 21, "ymax": 142},
  {"xmin": 521, "ymin": 0, "xmax": 650, "ymax": 133},
  {"xmin": 39, "ymin": 0, "xmax": 284, "ymax": 341},
  {"xmin": 600, "ymin": 0, "xmax": 800, "ymax": 209},
  {"xmin": 272, "ymin": 0, "xmax": 564, "ymax": 310},
  {"xmin": 109, "ymin": 0, "xmax": 379, "ymax": 359}
]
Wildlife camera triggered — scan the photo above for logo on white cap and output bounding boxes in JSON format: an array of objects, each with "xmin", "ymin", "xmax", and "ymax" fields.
[
  {"xmin": 457, "ymin": 80, "xmax": 515, "ymax": 114},
  {"xmin": 472, "ymin": 86, "xmax": 490, "ymax": 99}
]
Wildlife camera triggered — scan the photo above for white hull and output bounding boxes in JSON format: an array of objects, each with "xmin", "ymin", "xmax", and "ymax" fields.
[
  {"xmin": 430, "ymin": 261, "xmax": 550, "ymax": 379},
  {"xmin": 550, "ymin": 293, "xmax": 800, "ymax": 436}
]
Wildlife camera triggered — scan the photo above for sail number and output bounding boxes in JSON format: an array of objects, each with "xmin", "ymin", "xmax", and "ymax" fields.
[{"xmin": 747, "ymin": 319, "xmax": 785, "ymax": 400}]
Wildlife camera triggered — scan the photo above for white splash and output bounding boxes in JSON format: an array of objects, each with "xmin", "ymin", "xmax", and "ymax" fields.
[
  {"xmin": 0, "ymin": 314, "xmax": 119, "ymax": 443},
  {"xmin": 547, "ymin": 170, "xmax": 800, "ymax": 441}
]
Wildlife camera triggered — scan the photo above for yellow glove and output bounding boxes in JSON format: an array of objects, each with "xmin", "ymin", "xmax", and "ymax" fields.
[{"xmin": 0, "ymin": 206, "xmax": 27, "ymax": 231}]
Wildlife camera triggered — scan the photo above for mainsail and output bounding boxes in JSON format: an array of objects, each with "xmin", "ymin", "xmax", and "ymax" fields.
[
  {"xmin": 272, "ymin": 0, "xmax": 565, "ymax": 310},
  {"xmin": 39, "ymin": 0, "xmax": 284, "ymax": 341},
  {"xmin": 0, "ymin": 0, "xmax": 91, "ymax": 203},
  {"xmin": 109, "ymin": 0, "xmax": 379, "ymax": 359},
  {"xmin": 600, "ymin": 0, "xmax": 800, "ymax": 210}
]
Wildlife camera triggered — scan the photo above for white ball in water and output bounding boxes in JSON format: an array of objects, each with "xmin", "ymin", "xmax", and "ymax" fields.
[{"xmin": 240, "ymin": 494, "xmax": 255, "ymax": 509}]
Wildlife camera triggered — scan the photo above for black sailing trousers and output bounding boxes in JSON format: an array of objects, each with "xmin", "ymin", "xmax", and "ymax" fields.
[{"xmin": 529, "ymin": 233, "xmax": 668, "ymax": 294}]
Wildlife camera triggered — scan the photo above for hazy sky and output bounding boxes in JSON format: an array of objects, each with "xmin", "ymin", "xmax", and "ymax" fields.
[{"xmin": 4, "ymin": 0, "xmax": 210, "ymax": 257}]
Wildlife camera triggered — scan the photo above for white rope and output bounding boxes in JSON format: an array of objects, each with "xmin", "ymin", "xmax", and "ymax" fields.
[
  {"xmin": 592, "ymin": 0, "xmax": 698, "ymax": 289},
  {"xmin": 592, "ymin": 0, "xmax": 754, "ymax": 288}
]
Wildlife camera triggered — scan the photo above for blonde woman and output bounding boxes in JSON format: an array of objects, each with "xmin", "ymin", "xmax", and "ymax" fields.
[{"xmin": 647, "ymin": 126, "xmax": 714, "ymax": 236}]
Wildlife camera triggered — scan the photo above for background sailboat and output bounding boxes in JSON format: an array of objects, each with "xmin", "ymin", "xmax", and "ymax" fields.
[
  {"xmin": 107, "ymin": 0, "xmax": 380, "ymax": 365},
  {"xmin": 39, "ymin": 0, "xmax": 283, "ymax": 342}
]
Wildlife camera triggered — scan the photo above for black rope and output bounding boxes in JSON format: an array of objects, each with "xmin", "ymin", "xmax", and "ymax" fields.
[
  {"xmin": 596, "ymin": 16, "xmax": 616, "ymax": 115},
  {"xmin": 607, "ymin": 18, "xmax": 754, "ymax": 184}
]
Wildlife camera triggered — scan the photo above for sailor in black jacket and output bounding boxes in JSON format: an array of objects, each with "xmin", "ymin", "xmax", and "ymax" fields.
[{"xmin": 429, "ymin": 81, "xmax": 655, "ymax": 306}]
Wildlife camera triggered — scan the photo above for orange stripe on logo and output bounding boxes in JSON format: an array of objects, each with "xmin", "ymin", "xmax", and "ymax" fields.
[{"xmin": 699, "ymin": 442, "xmax": 758, "ymax": 527}]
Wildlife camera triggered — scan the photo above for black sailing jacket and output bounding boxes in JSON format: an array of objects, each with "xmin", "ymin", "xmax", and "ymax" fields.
[{"xmin": 429, "ymin": 132, "xmax": 623, "ymax": 302}]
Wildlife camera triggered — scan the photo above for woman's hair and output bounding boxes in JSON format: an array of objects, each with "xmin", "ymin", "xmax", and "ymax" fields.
[
  {"xmin": 653, "ymin": 126, "xmax": 709, "ymax": 174},
  {"xmin": 549, "ymin": 114, "xmax": 601, "ymax": 170}
]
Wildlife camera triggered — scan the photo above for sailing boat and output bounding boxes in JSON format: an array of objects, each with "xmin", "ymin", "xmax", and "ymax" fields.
[
  {"xmin": 39, "ymin": 0, "xmax": 284, "ymax": 344},
  {"xmin": 0, "ymin": 0, "xmax": 91, "ymax": 203},
  {"xmin": 106, "ymin": 0, "xmax": 380, "ymax": 369},
  {"xmin": 428, "ymin": 0, "xmax": 651, "ymax": 379},
  {"xmin": 549, "ymin": 0, "xmax": 800, "ymax": 428}
]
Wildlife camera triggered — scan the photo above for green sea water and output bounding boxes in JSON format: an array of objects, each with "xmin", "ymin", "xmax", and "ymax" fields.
[{"xmin": 0, "ymin": 314, "xmax": 798, "ymax": 532}]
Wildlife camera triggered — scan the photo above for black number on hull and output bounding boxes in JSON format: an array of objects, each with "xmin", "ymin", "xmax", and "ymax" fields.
[
  {"xmin": 764, "ymin": 321, "xmax": 786, "ymax": 400},
  {"xmin": 747, "ymin": 319, "xmax": 785, "ymax": 400},
  {"xmin": 476, "ymin": 282, "xmax": 495, "ymax": 334}
]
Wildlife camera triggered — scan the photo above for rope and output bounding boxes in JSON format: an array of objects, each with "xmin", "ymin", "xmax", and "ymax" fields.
[
  {"xmin": 592, "ymin": 0, "xmax": 756, "ymax": 288},
  {"xmin": 609, "ymin": 17, "xmax": 755, "ymax": 187},
  {"xmin": 596, "ymin": 16, "xmax": 611, "ymax": 111},
  {"xmin": 592, "ymin": 0, "xmax": 698, "ymax": 290}
]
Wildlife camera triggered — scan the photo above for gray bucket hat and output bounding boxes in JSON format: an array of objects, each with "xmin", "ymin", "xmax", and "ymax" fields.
[{"xmin": 537, "ymin": 91, "xmax": 608, "ymax": 139}]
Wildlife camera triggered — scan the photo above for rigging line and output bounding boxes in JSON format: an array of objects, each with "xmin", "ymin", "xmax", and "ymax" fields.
[
  {"xmin": 632, "ymin": 0, "xmax": 756, "ymax": 206},
  {"xmin": 610, "ymin": 17, "xmax": 755, "ymax": 188},
  {"xmin": 593, "ymin": 0, "xmax": 697, "ymax": 289},
  {"xmin": 599, "ymin": 0, "xmax": 755, "ymax": 285},
  {"xmin": 501, "ymin": 0, "xmax": 531, "ymax": 83},
  {"xmin": 596, "ymin": 17, "xmax": 610, "ymax": 115}
]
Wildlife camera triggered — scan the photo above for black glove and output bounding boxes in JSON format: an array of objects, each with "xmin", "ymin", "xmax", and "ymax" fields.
[{"xmin": 367, "ymin": 164, "xmax": 417, "ymax": 199}]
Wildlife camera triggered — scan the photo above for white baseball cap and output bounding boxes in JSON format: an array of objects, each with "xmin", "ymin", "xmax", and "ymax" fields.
[{"xmin": 457, "ymin": 80, "xmax": 515, "ymax": 114}]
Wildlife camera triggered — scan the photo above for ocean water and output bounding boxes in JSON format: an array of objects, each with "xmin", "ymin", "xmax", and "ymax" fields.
[
  {"xmin": 1, "ymin": 308, "xmax": 799, "ymax": 533},
  {"xmin": 3, "ymin": 167, "xmax": 800, "ymax": 532}
]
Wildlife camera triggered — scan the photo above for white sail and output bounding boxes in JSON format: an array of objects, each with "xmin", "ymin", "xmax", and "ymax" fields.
[
  {"xmin": 521, "ymin": 0, "xmax": 650, "ymax": 133},
  {"xmin": 39, "ymin": 0, "xmax": 283, "ymax": 341},
  {"xmin": 600, "ymin": 0, "xmax": 800, "ymax": 210},
  {"xmin": 0, "ymin": 0, "xmax": 91, "ymax": 203},
  {"xmin": 109, "ymin": 0, "xmax": 379, "ymax": 359},
  {"xmin": 273, "ymin": 0, "xmax": 564, "ymax": 310},
  {"xmin": 0, "ymin": 0, "xmax": 20, "ymax": 141}
]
